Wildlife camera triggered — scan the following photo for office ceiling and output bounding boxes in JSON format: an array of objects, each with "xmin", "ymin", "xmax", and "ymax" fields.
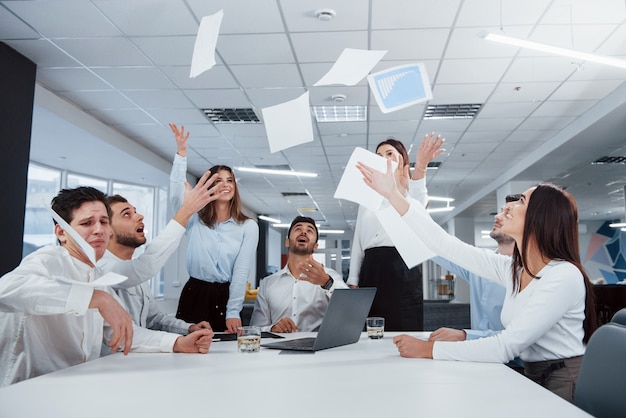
[{"xmin": 1, "ymin": 0, "xmax": 625, "ymax": 234}]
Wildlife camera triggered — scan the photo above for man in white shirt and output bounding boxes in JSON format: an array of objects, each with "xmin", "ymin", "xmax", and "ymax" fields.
[
  {"xmin": 0, "ymin": 184, "xmax": 215, "ymax": 386},
  {"xmin": 251, "ymin": 216, "xmax": 348, "ymax": 332},
  {"xmin": 103, "ymin": 194, "xmax": 212, "ymax": 335}
]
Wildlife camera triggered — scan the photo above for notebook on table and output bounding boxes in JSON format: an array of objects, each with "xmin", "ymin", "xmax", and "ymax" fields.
[
  {"xmin": 212, "ymin": 331, "xmax": 283, "ymax": 342},
  {"xmin": 261, "ymin": 287, "xmax": 376, "ymax": 352}
]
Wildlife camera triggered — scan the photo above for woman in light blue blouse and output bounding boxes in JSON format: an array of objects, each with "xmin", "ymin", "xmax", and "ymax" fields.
[{"xmin": 169, "ymin": 123, "xmax": 259, "ymax": 333}]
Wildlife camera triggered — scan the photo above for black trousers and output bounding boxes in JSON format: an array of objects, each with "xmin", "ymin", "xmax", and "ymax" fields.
[
  {"xmin": 176, "ymin": 277, "xmax": 230, "ymax": 332},
  {"xmin": 359, "ymin": 247, "xmax": 424, "ymax": 331}
]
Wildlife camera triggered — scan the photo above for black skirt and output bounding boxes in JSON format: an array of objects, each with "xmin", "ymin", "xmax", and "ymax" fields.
[
  {"xmin": 359, "ymin": 247, "xmax": 423, "ymax": 331},
  {"xmin": 176, "ymin": 277, "xmax": 230, "ymax": 332}
]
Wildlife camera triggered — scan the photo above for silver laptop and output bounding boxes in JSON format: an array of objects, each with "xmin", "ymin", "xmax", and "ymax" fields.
[{"xmin": 261, "ymin": 287, "xmax": 376, "ymax": 352}]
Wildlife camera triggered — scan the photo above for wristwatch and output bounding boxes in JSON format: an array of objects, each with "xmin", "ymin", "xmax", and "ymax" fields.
[{"xmin": 321, "ymin": 276, "xmax": 334, "ymax": 290}]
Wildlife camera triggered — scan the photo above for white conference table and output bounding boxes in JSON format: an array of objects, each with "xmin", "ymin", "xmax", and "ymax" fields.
[{"xmin": 0, "ymin": 332, "xmax": 590, "ymax": 418}]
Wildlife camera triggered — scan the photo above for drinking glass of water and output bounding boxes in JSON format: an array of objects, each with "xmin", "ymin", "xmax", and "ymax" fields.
[
  {"xmin": 366, "ymin": 317, "xmax": 385, "ymax": 339},
  {"xmin": 237, "ymin": 326, "xmax": 261, "ymax": 353}
]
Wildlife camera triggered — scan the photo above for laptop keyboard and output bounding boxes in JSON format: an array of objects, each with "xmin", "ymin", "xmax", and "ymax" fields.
[{"xmin": 278, "ymin": 337, "xmax": 316, "ymax": 350}]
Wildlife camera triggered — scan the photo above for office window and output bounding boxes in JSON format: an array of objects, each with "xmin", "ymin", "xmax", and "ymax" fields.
[
  {"xmin": 23, "ymin": 163, "xmax": 61, "ymax": 256},
  {"xmin": 67, "ymin": 173, "xmax": 107, "ymax": 191}
]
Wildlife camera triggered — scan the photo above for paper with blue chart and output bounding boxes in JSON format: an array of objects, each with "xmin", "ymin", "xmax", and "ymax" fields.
[{"xmin": 367, "ymin": 63, "xmax": 433, "ymax": 113}]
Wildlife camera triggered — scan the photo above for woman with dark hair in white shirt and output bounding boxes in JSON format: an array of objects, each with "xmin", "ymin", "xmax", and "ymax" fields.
[
  {"xmin": 357, "ymin": 159, "xmax": 597, "ymax": 402},
  {"xmin": 347, "ymin": 133, "xmax": 444, "ymax": 331}
]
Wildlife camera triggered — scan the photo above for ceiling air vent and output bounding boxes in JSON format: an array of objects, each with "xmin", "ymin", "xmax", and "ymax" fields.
[
  {"xmin": 202, "ymin": 108, "xmax": 260, "ymax": 124},
  {"xmin": 591, "ymin": 156, "xmax": 626, "ymax": 165},
  {"xmin": 281, "ymin": 192, "xmax": 310, "ymax": 197},
  {"xmin": 423, "ymin": 103, "xmax": 483, "ymax": 120}
]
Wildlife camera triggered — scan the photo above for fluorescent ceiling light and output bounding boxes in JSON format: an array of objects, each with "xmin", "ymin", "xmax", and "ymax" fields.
[
  {"xmin": 312, "ymin": 105, "xmax": 367, "ymax": 122},
  {"xmin": 609, "ymin": 222, "xmax": 626, "ymax": 228},
  {"xmin": 480, "ymin": 230, "xmax": 491, "ymax": 235},
  {"xmin": 427, "ymin": 206, "xmax": 455, "ymax": 213},
  {"xmin": 273, "ymin": 223, "xmax": 321, "ymax": 229},
  {"xmin": 428, "ymin": 196, "xmax": 454, "ymax": 203},
  {"xmin": 236, "ymin": 167, "xmax": 317, "ymax": 177},
  {"xmin": 478, "ymin": 31, "xmax": 626, "ymax": 70},
  {"xmin": 319, "ymin": 229, "xmax": 345, "ymax": 234},
  {"xmin": 259, "ymin": 215, "xmax": 281, "ymax": 223}
]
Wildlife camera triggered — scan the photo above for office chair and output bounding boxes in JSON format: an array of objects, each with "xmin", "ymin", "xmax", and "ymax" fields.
[
  {"xmin": 611, "ymin": 307, "xmax": 626, "ymax": 325},
  {"xmin": 574, "ymin": 322, "xmax": 626, "ymax": 418}
]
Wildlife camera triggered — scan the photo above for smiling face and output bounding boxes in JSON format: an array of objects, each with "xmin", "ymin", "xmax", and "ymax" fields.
[
  {"xmin": 500, "ymin": 187, "xmax": 536, "ymax": 240},
  {"xmin": 286, "ymin": 221, "xmax": 318, "ymax": 256},
  {"xmin": 109, "ymin": 201, "xmax": 146, "ymax": 249},
  {"xmin": 55, "ymin": 200, "xmax": 111, "ymax": 263},
  {"xmin": 213, "ymin": 169, "xmax": 236, "ymax": 202}
]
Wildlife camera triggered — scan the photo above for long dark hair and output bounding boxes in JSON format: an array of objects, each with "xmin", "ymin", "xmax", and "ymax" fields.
[
  {"xmin": 198, "ymin": 165, "xmax": 250, "ymax": 227},
  {"xmin": 511, "ymin": 183, "xmax": 597, "ymax": 343},
  {"xmin": 376, "ymin": 138, "xmax": 410, "ymax": 168}
]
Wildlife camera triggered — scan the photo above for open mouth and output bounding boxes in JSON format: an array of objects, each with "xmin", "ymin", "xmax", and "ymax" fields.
[
  {"xmin": 137, "ymin": 225, "xmax": 144, "ymax": 233},
  {"xmin": 297, "ymin": 236, "xmax": 308, "ymax": 244}
]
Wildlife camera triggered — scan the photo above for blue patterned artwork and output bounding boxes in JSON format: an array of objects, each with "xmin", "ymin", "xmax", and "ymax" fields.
[{"xmin": 585, "ymin": 221, "xmax": 626, "ymax": 284}]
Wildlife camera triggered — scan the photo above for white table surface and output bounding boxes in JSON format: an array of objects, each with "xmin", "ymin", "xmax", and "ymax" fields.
[{"xmin": 0, "ymin": 332, "xmax": 590, "ymax": 418}]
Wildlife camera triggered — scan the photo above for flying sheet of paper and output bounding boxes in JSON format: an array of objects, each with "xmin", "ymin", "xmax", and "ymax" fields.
[
  {"xmin": 48, "ymin": 207, "xmax": 96, "ymax": 266},
  {"xmin": 376, "ymin": 205, "xmax": 435, "ymax": 269},
  {"xmin": 333, "ymin": 147, "xmax": 397, "ymax": 212},
  {"xmin": 189, "ymin": 10, "xmax": 223, "ymax": 78},
  {"xmin": 314, "ymin": 48, "xmax": 387, "ymax": 86},
  {"xmin": 52, "ymin": 272, "xmax": 128, "ymax": 288},
  {"xmin": 367, "ymin": 63, "xmax": 433, "ymax": 113},
  {"xmin": 262, "ymin": 91, "xmax": 314, "ymax": 153}
]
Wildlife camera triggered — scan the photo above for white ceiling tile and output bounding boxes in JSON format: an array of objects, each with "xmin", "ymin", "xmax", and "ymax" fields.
[
  {"xmin": 419, "ymin": 118, "xmax": 473, "ymax": 133},
  {"xmin": 216, "ymin": 124, "xmax": 266, "ymax": 137},
  {"xmin": 62, "ymin": 90, "xmax": 135, "ymax": 109},
  {"xmin": 372, "ymin": 0, "xmax": 460, "ymax": 29},
  {"xmin": 160, "ymin": 66, "xmax": 239, "ymax": 90},
  {"xmin": 183, "ymin": 89, "xmax": 252, "ymax": 108},
  {"xmin": 132, "ymin": 36, "xmax": 197, "ymax": 66},
  {"xmin": 595, "ymin": 24, "xmax": 626, "ymax": 55},
  {"xmin": 291, "ymin": 31, "xmax": 368, "ymax": 62},
  {"xmin": 504, "ymin": 130, "xmax": 558, "ymax": 142},
  {"xmin": 532, "ymin": 100, "xmax": 598, "ymax": 117},
  {"xmin": 517, "ymin": 116, "xmax": 577, "ymax": 130},
  {"xmin": 501, "ymin": 56, "xmax": 578, "ymax": 83},
  {"xmin": 93, "ymin": 0, "xmax": 198, "ymax": 36},
  {"xmin": 37, "ymin": 68, "xmax": 111, "ymax": 91},
  {"xmin": 371, "ymin": 29, "xmax": 450, "ymax": 60},
  {"xmin": 2, "ymin": 39, "xmax": 80, "ymax": 67},
  {"xmin": 550, "ymin": 80, "xmax": 625, "ymax": 101},
  {"xmin": 3, "ymin": 0, "xmax": 121, "ymax": 37},
  {"xmin": 0, "ymin": 7, "xmax": 39, "ymax": 38},
  {"xmin": 122, "ymin": 89, "xmax": 196, "ymax": 109},
  {"xmin": 541, "ymin": 0, "xmax": 625, "ymax": 25},
  {"xmin": 309, "ymin": 86, "xmax": 369, "ymax": 105},
  {"xmin": 246, "ymin": 87, "xmax": 306, "ymax": 109},
  {"xmin": 92, "ymin": 67, "xmax": 175, "ymax": 89},
  {"xmin": 478, "ymin": 102, "xmax": 541, "ymax": 118},
  {"xmin": 470, "ymin": 117, "xmax": 524, "ymax": 131},
  {"xmin": 53, "ymin": 38, "xmax": 152, "ymax": 66},
  {"xmin": 456, "ymin": 0, "xmax": 549, "ymax": 27},
  {"xmin": 281, "ymin": 0, "xmax": 369, "ymax": 32},
  {"xmin": 437, "ymin": 58, "xmax": 513, "ymax": 84},
  {"xmin": 147, "ymin": 108, "xmax": 208, "ymax": 125},
  {"xmin": 489, "ymin": 81, "xmax": 561, "ymax": 103},
  {"xmin": 567, "ymin": 64, "xmax": 626, "ymax": 81},
  {"xmin": 431, "ymin": 83, "xmax": 496, "ymax": 104},
  {"xmin": 90, "ymin": 107, "xmax": 156, "ymax": 125},
  {"xmin": 368, "ymin": 120, "xmax": 419, "ymax": 135},
  {"xmin": 230, "ymin": 64, "xmax": 303, "ymax": 88},
  {"xmin": 460, "ymin": 131, "xmax": 510, "ymax": 143},
  {"xmin": 316, "ymin": 121, "xmax": 367, "ymax": 135},
  {"xmin": 188, "ymin": 0, "xmax": 284, "ymax": 34},
  {"xmin": 218, "ymin": 34, "xmax": 295, "ymax": 64}
]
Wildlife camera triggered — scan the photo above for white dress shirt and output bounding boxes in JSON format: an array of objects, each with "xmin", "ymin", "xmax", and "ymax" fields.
[
  {"xmin": 347, "ymin": 178, "xmax": 428, "ymax": 286},
  {"xmin": 101, "ymin": 251, "xmax": 192, "ymax": 335},
  {"xmin": 0, "ymin": 246, "xmax": 181, "ymax": 387},
  {"xmin": 400, "ymin": 200, "xmax": 586, "ymax": 363},
  {"xmin": 250, "ymin": 265, "xmax": 347, "ymax": 332}
]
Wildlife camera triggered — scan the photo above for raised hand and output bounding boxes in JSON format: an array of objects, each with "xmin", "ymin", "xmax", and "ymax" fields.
[
  {"xmin": 169, "ymin": 123, "xmax": 190, "ymax": 157},
  {"xmin": 413, "ymin": 132, "xmax": 445, "ymax": 180},
  {"xmin": 173, "ymin": 169, "xmax": 220, "ymax": 226}
]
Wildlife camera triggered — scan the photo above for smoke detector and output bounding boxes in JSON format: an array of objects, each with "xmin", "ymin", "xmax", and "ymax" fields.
[
  {"xmin": 314, "ymin": 9, "xmax": 336, "ymax": 21},
  {"xmin": 331, "ymin": 94, "xmax": 347, "ymax": 103}
]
